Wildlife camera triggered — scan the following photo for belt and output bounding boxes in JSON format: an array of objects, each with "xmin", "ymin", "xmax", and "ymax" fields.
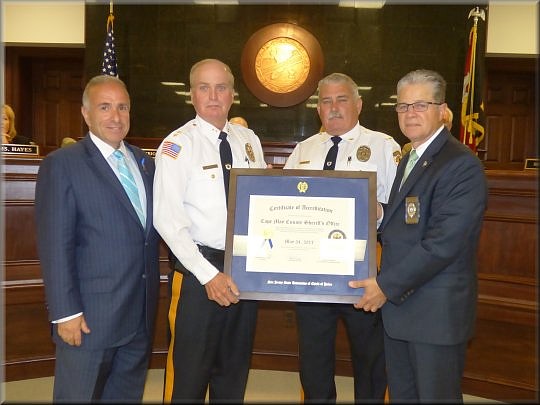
[
  {"xmin": 197, "ymin": 245, "xmax": 225, "ymax": 265},
  {"xmin": 168, "ymin": 245, "xmax": 225, "ymax": 276}
]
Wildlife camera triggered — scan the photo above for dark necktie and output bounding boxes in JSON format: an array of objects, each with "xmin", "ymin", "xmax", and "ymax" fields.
[
  {"xmin": 323, "ymin": 136, "xmax": 342, "ymax": 170},
  {"xmin": 219, "ymin": 131, "xmax": 233, "ymax": 204}
]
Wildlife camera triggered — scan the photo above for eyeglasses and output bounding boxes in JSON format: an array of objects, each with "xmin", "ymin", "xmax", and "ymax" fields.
[{"xmin": 395, "ymin": 101, "xmax": 443, "ymax": 113}]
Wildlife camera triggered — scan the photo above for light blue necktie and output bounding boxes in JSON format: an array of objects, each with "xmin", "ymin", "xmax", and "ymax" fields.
[
  {"xmin": 113, "ymin": 149, "xmax": 145, "ymax": 226},
  {"xmin": 401, "ymin": 149, "xmax": 419, "ymax": 188}
]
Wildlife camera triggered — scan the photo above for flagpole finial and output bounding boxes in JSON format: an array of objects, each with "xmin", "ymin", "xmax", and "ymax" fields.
[
  {"xmin": 468, "ymin": 6, "xmax": 486, "ymax": 26},
  {"xmin": 110, "ymin": 1, "xmax": 113, "ymax": 14}
]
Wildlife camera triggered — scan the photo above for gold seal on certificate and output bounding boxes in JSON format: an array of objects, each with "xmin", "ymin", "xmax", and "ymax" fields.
[
  {"xmin": 405, "ymin": 196, "xmax": 420, "ymax": 224},
  {"xmin": 297, "ymin": 181, "xmax": 308, "ymax": 193},
  {"xmin": 356, "ymin": 145, "xmax": 371, "ymax": 162},
  {"xmin": 245, "ymin": 143, "xmax": 256, "ymax": 162},
  {"xmin": 328, "ymin": 230, "xmax": 346, "ymax": 239}
]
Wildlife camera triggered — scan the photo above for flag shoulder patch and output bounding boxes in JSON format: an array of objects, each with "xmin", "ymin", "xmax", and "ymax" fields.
[{"xmin": 162, "ymin": 141, "xmax": 182, "ymax": 159}]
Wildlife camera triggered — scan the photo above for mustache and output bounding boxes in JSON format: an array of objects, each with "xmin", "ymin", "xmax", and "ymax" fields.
[{"xmin": 328, "ymin": 111, "xmax": 343, "ymax": 119}]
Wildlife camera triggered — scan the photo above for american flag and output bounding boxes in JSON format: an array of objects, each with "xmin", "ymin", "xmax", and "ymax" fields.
[
  {"xmin": 459, "ymin": 7, "xmax": 486, "ymax": 154},
  {"xmin": 162, "ymin": 141, "xmax": 182, "ymax": 159},
  {"xmin": 101, "ymin": 13, "xmax": 118, "ymax": 77}
]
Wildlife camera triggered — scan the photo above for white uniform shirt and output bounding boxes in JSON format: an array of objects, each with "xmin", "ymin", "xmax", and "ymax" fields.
[
  {"xmin": 284, "ymin": 123, "xmax": 401, "ymax": 204},
  {"xmin": 153, "ymin": 115, "xmax": 267, "ymax": 285}
]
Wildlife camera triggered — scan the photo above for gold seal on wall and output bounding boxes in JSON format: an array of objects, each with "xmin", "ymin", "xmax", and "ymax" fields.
[
  {"xmin": 255, "ymin": 37, "xmax": 310, "ymax": 94},
  {"xmin": 356, "ymin": 145, "xmax": 371, "ymax": 162},
  {"xmin": 241, "ymin": 23, "xmax": 324, "ymax": 107},
  {"xmin": 245, "ymin": 143, "xmax": 256, "ymax": 162}
]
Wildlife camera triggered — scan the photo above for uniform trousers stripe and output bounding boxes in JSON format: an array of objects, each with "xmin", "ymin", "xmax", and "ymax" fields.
[
  {"xmin": 163, "ymin": 271, "xmax": 183, "ymax": 404},
  {"xmin": 163, "ymin": 254, "xmax": 258, "ymax": 403}
]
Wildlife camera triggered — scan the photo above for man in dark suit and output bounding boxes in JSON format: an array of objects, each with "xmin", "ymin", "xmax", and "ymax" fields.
[
  {"xmin": 350, "ymin": 69, "xmax": 487, "ymax": 402},
  {"xmin": 35, "ymin": 74, "xmax": 161, "ymax": 402}
]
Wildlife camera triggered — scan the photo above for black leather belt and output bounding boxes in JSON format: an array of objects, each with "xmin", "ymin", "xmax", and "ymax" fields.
[
  {"xmin": 197, "ymin": 245, "xmax": 225, "ymax": 266},
  {"xmin": 168, "ymin": 245, "xmax": 225, "ymax": 276}
]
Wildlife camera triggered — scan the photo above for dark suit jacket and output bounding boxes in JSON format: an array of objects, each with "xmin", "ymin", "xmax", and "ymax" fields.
[
  {"xmin": 35, "ymin": 134, "xmax": 160, "ymax": 350},
  {"xmin": 378, "ymin": 129, "xmax": 487, "ymax": 345}
]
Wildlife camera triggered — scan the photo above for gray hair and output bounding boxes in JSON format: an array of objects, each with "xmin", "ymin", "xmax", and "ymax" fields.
[
  {"xmin": 82, "ymin": 75, "xmax": 129, "ymax": 108},
  {"xmin": 317, "ymin": 73, "xmax": 360, "ymax": 102},
  {"xmin": 397, "ymin": 69, "xmax": 446, "ymax": 103},
  {"xmin": 189, "ymin": 58, "xmax": 235, "ymax": 89}
]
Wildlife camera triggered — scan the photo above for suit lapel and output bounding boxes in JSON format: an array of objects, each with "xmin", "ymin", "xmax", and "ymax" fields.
[
  {"xmin": 81, "ymin": 135, "xmax": 144, "ymax": 229},
  {"xmin": 126, "ymin": 143, "xmax": 153, "ymax": 233},
  {"xmin": 383, "ymin": 130, "xmax": 450, "ymax": 226}
]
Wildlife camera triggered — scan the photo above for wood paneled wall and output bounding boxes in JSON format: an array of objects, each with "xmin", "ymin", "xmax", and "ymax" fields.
[
  {"xmin": 464, "ymin": 170, "xmax": 538, "ymax": 400},
  {"xmin": 2, "ymin": 152, "xmax": 538, "ymax": 402},
  {"xmin": 4, "ymin": 47, "xmax": 85, "ymax": 155}
]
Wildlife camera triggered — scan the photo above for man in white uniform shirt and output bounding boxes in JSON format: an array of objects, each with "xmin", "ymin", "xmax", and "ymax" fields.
[
  {"xmin": 284, "ymin": 72, "xmax": 401, "ymax": 403},
  {"xmin": 153, "ymin": 59, "xmax": 267, "ymax": 403}
]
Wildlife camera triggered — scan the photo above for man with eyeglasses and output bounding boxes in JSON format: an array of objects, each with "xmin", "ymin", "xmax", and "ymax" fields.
[
  {"xmin": 400, "ymin": 105, "xmax": 452, "ymax": 155},
  {"xmin": 284, "ymin": 72, "xmax": 401, "ymax": 403},
  {"xmin": 349, "ymin": 69, "xmax": 488, "ymax": 402}
]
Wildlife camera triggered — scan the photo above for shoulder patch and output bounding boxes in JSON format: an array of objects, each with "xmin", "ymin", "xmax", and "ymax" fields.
[
  {"xmin": 393, "ymin": 150, "xmax": 402, "ymax": 165},
  {"xmin": 161, "ymin": 141, "xmax": 181, "ymax": 159},
  {"xmin": 245, "ymin": 143, "xmax": 256, "ymax": 162}
]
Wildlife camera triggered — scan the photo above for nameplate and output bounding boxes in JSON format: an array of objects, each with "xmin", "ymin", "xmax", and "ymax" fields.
[
  {"xmin": 2, "ymin": 143, "xmax": 40, "ymax": 156},
  {"xmin": 142, "ymin": 148, "xmax": 157, "ymax": 158},
  {"xmin": 524, "ymin": 158, "xmax": 539, "ymax": 170}
]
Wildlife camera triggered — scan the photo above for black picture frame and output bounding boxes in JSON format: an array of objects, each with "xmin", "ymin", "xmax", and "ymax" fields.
[{"xmin": 224, "ymin": 168, "xmax": 377, "ymax": 304}]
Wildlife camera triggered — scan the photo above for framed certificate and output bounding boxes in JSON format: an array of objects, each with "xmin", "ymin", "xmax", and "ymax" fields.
[{"xmin": 224, "ymin": 168, "xmax": 377, "ymax": 304}]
